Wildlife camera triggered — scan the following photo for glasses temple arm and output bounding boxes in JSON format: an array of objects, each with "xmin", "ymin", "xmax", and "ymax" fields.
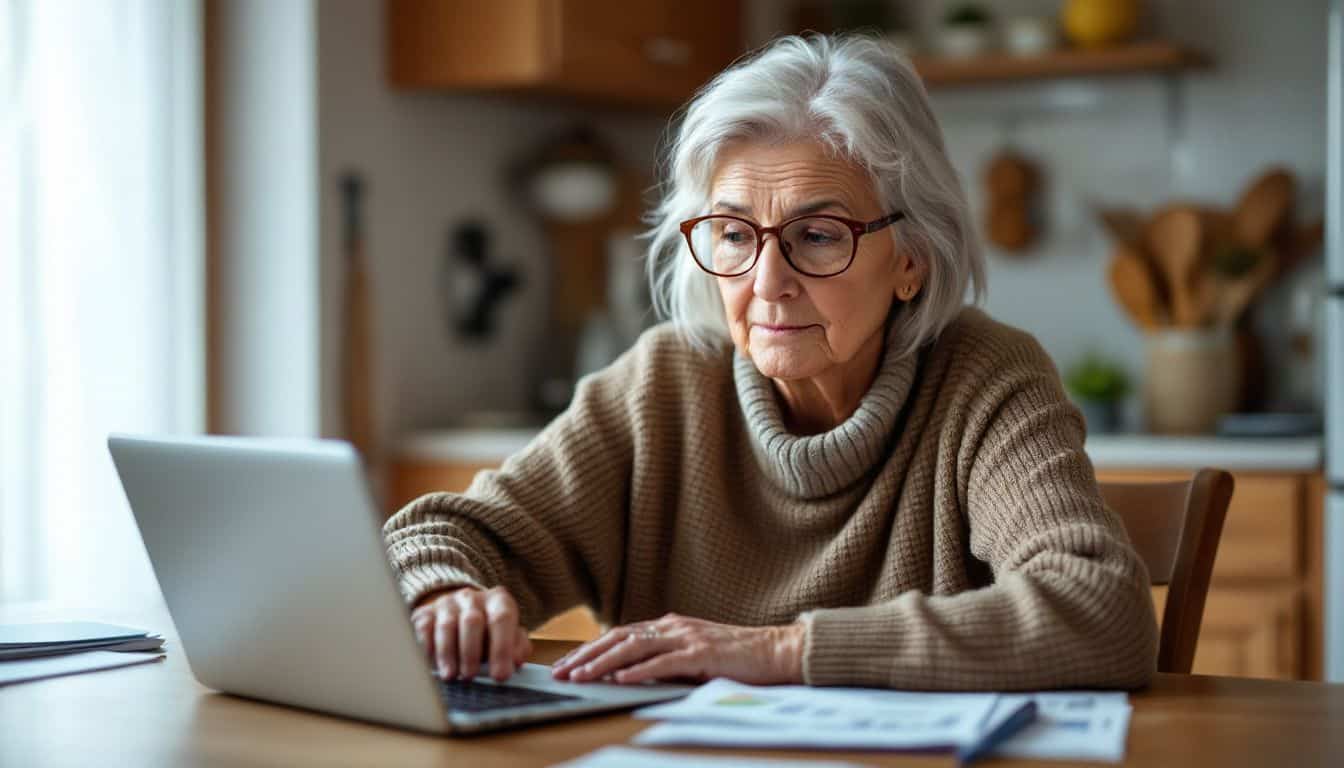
[{"xmin": 864, "ymin": 211, "xmax": 906, "ymax": 234}]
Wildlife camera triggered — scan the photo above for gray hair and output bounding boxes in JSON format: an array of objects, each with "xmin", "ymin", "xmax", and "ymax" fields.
[{"xmin": 644, "ymin": 34, "xmax": 986, "ymax": 359}]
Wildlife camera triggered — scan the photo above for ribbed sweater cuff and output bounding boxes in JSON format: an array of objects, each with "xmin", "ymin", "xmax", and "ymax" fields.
[
  {"xmin": 800, "ymin": 605, "xmax": 909, "ymax": 687},
  {"xmin": 396, "ymin": 563, "xmax": 485, "ymax": 607}
]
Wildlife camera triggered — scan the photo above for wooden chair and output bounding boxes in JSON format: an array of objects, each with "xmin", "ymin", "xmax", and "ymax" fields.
[{"xmin": 1099, "ymin": 468, "xmax": 1235, "ymax": 674}]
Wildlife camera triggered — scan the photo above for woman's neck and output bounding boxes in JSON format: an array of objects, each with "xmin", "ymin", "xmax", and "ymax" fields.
[{"xmin": 771, "ymin": 327, "xmax": 886, "ymax": 435}]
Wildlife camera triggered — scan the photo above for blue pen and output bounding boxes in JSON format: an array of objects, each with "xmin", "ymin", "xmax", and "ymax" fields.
[{"xmin": 957, "ymin": 699, "xmax": 1038, "ymax": 765}]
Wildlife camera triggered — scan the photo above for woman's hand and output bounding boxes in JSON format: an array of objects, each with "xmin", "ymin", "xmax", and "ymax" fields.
[
  {"xmin": 551, "ymin": 613, "xmax": 806, "ymax": 686},
  {"xmin": 411, "ymin": 586, "xmax": 532, "ymax": 682}
]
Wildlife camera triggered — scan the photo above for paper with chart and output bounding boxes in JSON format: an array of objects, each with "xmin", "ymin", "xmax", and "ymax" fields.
[
  {"xmin": 980, "ymin": 691, "xmax": 1132, "ymax": 763},
  {"xmin": 632, "ymin": 678, "xmax": 998, "ymax": 749},
  {"xmin": 632, "ymin": 680, "xmax": 1132, "ymax": 762}
]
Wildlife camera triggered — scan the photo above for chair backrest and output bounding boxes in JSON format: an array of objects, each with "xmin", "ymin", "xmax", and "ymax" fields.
[{"xmin": 1099, "ymin": 468, "xmax": 1234, "ymax": 674}]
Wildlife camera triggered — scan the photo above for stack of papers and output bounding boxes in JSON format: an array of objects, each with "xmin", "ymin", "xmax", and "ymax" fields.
[
  {"xmin": 553, "ymin": 746, "xmax": 870, "ymax": 768},
  {"xmin": 632, "ymin": 679, "xmax": 1132, "ymax": 763},
  {"xmin": 0, "ymin": 621, "xmax": 166, "ymax": 686}
]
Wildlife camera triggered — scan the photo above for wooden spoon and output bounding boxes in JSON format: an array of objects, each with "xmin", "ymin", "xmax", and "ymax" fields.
[
  {"xmin": 1108, "ymin": 244, "xmax": 1166, "ymax": 330},
  {"xmin": 1233, "ymin": 168, "xmax": 1295, "ymax": 249},
  {"xmin": 1146, "ymin": 206, "xmax": 1206, "ymax": 327},
  {"xmin": 1196, "ymin": 206, "xmax": 1237, "ymax": 251}
]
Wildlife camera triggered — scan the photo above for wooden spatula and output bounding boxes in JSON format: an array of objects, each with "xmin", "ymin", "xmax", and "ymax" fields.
[
  {"xmin": 1146, "ymin": 206, "xmax": 1206, "ymax": 327},
  {"xmin": 1108, "ymin": 244, "xmax": 1165, "ymax": 331},
  {"xmin": 1234, "ymin": 168, "xmax": 1295, "ymax": 249}
]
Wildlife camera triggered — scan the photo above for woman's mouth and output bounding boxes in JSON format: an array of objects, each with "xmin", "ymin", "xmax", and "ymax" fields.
[{"xmin": 753, "ymin": 323, "xmax": 814, "ymax": 335}]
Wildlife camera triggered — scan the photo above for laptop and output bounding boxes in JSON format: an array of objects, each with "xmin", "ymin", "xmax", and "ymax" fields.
[{"xmin": 107, "ymin": 434, "xmax": 691, "ymax": 735}]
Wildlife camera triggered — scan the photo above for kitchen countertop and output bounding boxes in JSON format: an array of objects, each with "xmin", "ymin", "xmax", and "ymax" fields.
[
  {"xmin": 399, "ymin": 429, "xmax": 1324, "ymax": 472},
  {"xmin": 1083, "ymin": 434, "xmax": 1322, "ymax": 471}
]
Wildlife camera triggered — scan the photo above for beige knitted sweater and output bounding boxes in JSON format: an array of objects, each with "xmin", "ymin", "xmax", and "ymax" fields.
[{"xmin": 384, "ymin": 308, "xmax": 1158, "ymax": 691}]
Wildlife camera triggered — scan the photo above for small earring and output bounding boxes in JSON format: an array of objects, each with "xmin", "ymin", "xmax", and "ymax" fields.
[{"xmin": 902, "ymin": 284, "xmax": 918, "ymax": 300}]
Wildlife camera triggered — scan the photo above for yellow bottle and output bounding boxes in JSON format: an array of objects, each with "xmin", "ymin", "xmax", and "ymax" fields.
[{"xmin": 1061, "ymin": 0, "xmax": 1141, "ymax": 48}]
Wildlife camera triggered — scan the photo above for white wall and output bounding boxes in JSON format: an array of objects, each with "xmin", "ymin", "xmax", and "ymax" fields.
[
  {"xmin": 212, "ymin": 0, "xmax": 322, "ymax": 437},
  {"xmin": 315, "ymin": 0, "xmax": 665, "ymax": 445},
  {"xmin": 311, "ymin": 0, "xmax": 1329, "ymax": 438}
]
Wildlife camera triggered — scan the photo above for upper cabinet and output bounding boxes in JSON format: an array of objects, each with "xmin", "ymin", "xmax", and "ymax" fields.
[{"xmin": 386, "ymin": 0, "xmax": 745, "ymax": 109}]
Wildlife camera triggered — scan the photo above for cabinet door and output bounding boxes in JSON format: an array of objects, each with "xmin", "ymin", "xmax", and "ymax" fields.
[
  {"xmin": 1196, "ymin": 588, "xmax": 1302, "ymax": 679},
  {"xmin": 387, "ymin": 0, "xmax": 549, "ymax": 87},
  {"xmin": 1155, "ymin": 586, "xmax": 1301, "ymax": 679},
  {"xmin": 550, "ymin": 0, "xmax": 741, "ymax": 106},
  {"xmin": 389, "ymin": 460, "xmax": 498, "ymax": 508}
]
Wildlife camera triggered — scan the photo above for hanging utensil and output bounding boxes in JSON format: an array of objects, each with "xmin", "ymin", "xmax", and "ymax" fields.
[{"xmin": 340, "ymin": 172, "xmax": 376, "ymax": 464}]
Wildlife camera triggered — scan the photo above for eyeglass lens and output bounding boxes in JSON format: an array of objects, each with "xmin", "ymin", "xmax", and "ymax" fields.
[{"xmin": 689, "ymin": 216, "xmax": 854, "ymax": 276}]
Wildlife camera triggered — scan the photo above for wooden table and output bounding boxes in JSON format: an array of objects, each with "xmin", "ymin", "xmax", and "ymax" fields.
[{"xmin": 3, "ymin": 606, "xmax": 1343, "ymax": 767}]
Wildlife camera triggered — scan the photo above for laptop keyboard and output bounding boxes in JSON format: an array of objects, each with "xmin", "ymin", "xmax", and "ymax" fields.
[{"xmin": 437, "ymin": 679, "xmax": 583, "ymax": 713}]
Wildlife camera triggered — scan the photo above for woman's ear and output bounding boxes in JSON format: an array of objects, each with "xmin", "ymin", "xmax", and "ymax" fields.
[{"xmin": 892, "ymin": 250, "xmax": 926, "ymax": 301}]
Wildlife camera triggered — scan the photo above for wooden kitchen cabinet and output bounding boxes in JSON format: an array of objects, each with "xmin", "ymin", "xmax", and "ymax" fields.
[
  {"xmin": 386, "ymin": 0, "xmax": 744, "ymax": 108},
  {"xmin": 393, "ymin": 460, "xmax": 1326, "ymax": 676},
  {"xmin": 390, "ymin": 459, "xmax": 497, "ymax": 509},
  {"xmin": 1101, "ymin": 469, "xmax": 1325, "ymax": 681},
  {"xmin": 1152, "ymin": 585, "xmax": 1302, "ymax": 680}
]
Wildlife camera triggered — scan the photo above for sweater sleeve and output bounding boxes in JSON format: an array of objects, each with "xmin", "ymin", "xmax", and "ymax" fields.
[
  {"xmin": 799, "ymin": 333, "xmax": 1159, "ymax": 691},
  {"xmin": 381, "ymin": 342, "xmax": 648, "ymax": 629}
]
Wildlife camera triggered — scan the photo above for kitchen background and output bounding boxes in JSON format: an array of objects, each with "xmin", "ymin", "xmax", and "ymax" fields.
[
  {"xmin": 207, "ymin": 0, "xmax": 1340, "ymax": 683},
  {"xmin": 210, "ymin": 0, "xmax": 1328, "ymax": 442}
]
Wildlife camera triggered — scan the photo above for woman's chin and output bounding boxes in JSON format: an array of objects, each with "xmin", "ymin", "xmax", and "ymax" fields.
[{"xmin": 748, "ymin": 345, "xmax": 827, "ymax": 381}]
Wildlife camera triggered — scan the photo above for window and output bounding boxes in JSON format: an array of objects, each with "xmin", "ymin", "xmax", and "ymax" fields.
[{"xmin": 0, "ymin": 0, "xmax": 203, "ymax": 609}]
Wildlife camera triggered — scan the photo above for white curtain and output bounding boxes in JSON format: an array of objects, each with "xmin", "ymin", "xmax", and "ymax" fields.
[{"xmin": 0, "ymin": 0, "xmax": 203, "ymax": 610}]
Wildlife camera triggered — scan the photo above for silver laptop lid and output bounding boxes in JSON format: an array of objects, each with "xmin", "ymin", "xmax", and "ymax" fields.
[{"xmin": 108, "ymin": 434, "xmax": 450, "ymax": 734}]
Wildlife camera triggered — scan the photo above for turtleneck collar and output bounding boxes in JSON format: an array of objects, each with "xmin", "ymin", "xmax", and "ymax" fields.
[{"xmin": 732, "ymin": 316, "xmax": 919, "ymax": 499}]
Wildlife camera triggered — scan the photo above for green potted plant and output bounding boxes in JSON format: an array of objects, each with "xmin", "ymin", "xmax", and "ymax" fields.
[
  {"xmin": 1065, "ymin": 353, "xmax": 1131, "ymax": 434},
  {"xmin": 938, "ymin": 4, "xmax": 994, "ymax": 58}
]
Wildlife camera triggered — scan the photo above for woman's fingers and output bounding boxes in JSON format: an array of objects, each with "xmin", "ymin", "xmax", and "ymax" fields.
[
  {"xmin": 433, "ymin": 602, "xmax": 459, "ymax": 679},
  {"xmin": 413, "ymin": 586, "xmax": 533, "ymax": 681},
  {"xmin": 455, "ymin": 591, "xmax": 487, "ymax": 680},
  {"xmin": 567, "ymin": 631, "xmax": 674, "ymax": 683},
  {"xmin": 614, "ymin": 648, "xmax": 700, "ymax": 685},
  {"xmin": 484, "ymin": 588, "xmax": 521, "ymax": 681},
  {"xmin": 552, "ymin": 628, "xmax": 633, "ymax": 679},
  {"xmin": 412, "ymin": 607, "xmax": 435, "ymax": 657}
]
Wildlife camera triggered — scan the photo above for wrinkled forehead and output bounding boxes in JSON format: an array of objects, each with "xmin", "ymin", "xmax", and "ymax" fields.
[{"xmin": 706, "ymin": 139, "xmax": 880, "ymax": 216}]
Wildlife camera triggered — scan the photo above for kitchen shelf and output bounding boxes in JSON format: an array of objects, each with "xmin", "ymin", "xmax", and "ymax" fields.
[{"xmin": 912, "ymin": 41, "xmax": 1209, "ymax": 87}]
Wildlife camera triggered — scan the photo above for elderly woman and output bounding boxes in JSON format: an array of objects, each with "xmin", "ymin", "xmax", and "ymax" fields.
[{"xmin": 384, "ymin": 34, "xmax": 1158, "ymax": 692}]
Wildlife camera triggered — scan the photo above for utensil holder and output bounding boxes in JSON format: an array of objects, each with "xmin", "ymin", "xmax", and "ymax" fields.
[{"xmin": 1143, "ymin": 328, "xmax": 1241, "ymax": 434}]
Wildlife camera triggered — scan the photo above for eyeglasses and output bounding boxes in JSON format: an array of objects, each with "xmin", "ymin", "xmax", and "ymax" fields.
[{"xmin": 679, "ymin": 211, "xmax": 905, "ymax": 278}]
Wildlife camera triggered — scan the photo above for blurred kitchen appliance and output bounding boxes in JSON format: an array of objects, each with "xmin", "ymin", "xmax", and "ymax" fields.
[
  {"xmin": 516, "ymin": 127, "xmax": 644, "ymax": 413},
  {"xmin": 442, "ymin": 221, "xmax": 521, "ymax": 340}
]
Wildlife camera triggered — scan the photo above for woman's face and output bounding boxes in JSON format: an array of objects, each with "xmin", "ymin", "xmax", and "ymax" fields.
[{"xmin": 708, "ymin": 140, "xmax": 920, "ymax": 382}]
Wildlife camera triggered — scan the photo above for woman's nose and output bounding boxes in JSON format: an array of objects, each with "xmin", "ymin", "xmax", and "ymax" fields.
[{"xmin": 752, "ymin": 234, "xmax": 798, "ymax": 301}]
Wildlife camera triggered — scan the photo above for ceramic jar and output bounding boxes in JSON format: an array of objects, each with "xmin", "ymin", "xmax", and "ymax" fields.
[{"xmin": 1143, "ymin": 327, "xmax": 1241, "ymax": 434}]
